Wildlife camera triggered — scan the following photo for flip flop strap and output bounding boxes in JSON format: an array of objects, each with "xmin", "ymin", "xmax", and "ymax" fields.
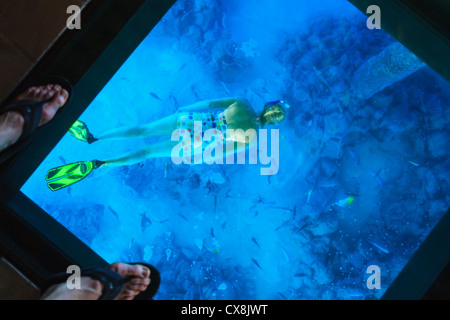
[
  {"xmin": 82, "ymin": 267, "xmax": 129, "ymax": 300},
  {"xmin": 2, "ymin": 99, "xmax": 51, "ymax": 139},
  {"xmin": 41, "ymin": 266, "xmax": 128, "ymax": 300}
]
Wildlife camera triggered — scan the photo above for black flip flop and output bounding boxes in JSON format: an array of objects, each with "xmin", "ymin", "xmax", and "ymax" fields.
[
  {"xmin": 0, "ymin": 76, "xmax": 72, "ymax": 166},
  {"xmin": 41, "ymin": 263, "xmax": 160, "ymax": 300}
]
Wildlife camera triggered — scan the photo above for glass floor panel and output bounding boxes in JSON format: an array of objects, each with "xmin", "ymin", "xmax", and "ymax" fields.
[{"xmin": 21, "ymin": 0, "xmax": 450, "ymax": 299}]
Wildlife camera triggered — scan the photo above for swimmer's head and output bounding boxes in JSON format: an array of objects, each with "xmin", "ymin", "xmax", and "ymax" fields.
[{"xmin": 260, "ymin": 100, "xmax": 289, "ymax": 127}]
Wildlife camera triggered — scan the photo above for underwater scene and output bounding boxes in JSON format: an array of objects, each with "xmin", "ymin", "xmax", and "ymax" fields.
[{"xmin": 22, "ymin": 0, "xmax": 450, "ymax": 299}]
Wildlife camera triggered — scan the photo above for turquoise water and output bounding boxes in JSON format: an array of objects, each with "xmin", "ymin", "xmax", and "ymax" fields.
[{"xmin": 22, "ymin": 0, "xmax": 450, "ymax": 299}]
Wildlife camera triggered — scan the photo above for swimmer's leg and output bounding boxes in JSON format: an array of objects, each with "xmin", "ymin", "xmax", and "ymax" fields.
[
  {"xmin": 104, "ymin": 139, "xmax": 179, "ymax": 166},
  {"xmin": 98, "ymin": 114, "xmax": 179, "ymax": 141}
]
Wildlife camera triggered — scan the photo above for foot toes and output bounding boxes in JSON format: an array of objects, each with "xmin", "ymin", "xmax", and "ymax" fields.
[
  {"xmin": 26, "ymin": 86, "xmax": 36, "ymax": 94},
  {"xmin": 39, "ymin": 89, "xmax": 69, "ymax": 125},
  {"xmin": 58, "ymin": 89, "xmax": 69, "ymax": 103},
  {"xmin": 32, "ymin": 87, "xmax": 41, "ymax": 96},
  {"xmin": 39, "ymin": 88, "xmax": 48, "ymax": 99},
  {"xmin": 49, "ymin": 88, "xmax": 68, "ymax": 106},
  {"xmin": 43, "ymin": 89, "xmax": 55, "ymax": 100},
  {"xmin": 127, "ymin": 277, "xmax": 151, "ymax": 289},
  {"xmin": 108, "ymin": 263, "xmax": 152, "ymax": 300},
  {"xmin": 109, "ymin": 263, "xmax": 150, "ymax": 279}
]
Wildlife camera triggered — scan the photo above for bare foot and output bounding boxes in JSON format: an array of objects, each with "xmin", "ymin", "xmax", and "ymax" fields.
[
  {"xmin": 0, "ymin": 84, "xmax": 69, "ymax": 151},
  {"xmin": 41, "ymin": 262, "xmax": 151, "ymax": 300},
  {"xmin": 109, "ymin": 263, "xmax": 151, "ymax": 300}
]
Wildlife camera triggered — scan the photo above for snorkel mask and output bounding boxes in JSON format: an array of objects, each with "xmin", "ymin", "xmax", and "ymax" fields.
[{"xmin": 260, "ymin": 100, "xmax": 290, "ymax": 126}]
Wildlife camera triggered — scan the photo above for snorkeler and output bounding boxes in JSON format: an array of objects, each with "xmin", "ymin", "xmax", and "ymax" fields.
[{"xmin": 46, "ymin": 98, "xmax": 288, "ymax": 191}]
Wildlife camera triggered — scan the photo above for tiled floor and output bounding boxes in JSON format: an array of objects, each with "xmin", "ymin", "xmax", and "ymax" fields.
[
  {"xmin": 0, "ymin": 0, "xmax": 89, "ymax": 102},
  {"xmin": 0, "ymin": 258, "xmax": 40, "ymax": 300},
  {"xmin": 0, "ymin": 0, "xmax": 90, "ymax": 300}
]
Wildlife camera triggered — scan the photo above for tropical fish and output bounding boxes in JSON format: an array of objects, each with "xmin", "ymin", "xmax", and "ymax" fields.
[
  {"xmin": 347, "ymin": 146, "xmax": 360, "ymax": 166},
  {"xmin": 58, "ymin": 156, "xmax": 67, "ymax": 165},
  {"xmin": 277, "ymin": 292, "xmax": 288, "ymax": 300},
  {"xmin": 334, "ymin": 196, "xmax": 355, "ymax": 207},
  {"xmin": 108, "ymin": 207, "xmax": 119, "ymax": 220},
  {"xmin": 251, "ymin": 258, "xmax": 263, "ymax": 270},
  {"xmin": 164, "ymin": 161, "xmax": 167, "ymax": 178},
  {"xmin": 190, "ymin": 85, "xmax": 200, "ymax": 100},
  {"xmin": 274, "ymin": 221, "xmax": 288, "ymax": 231},
  {"xmin": 129, "ymin": 235, "xmax": 135, "ymax": 250},
  {"xmin": 177, "ymin": 213, "xmax": 189, "ymax": 222},
  {"xmin": 251, "ymin": 237, "xmax": 261, "ymax": 249},
  {"xmin": 367, "ymin": 240, "xmax": 390, "ymax": 254},
  {"xmin": 369, "ymin": 169, "xmax": 384, "ymax": 189},
  {"xmin": 169, "ymin": 94, "xmax": 178, "ymax": 106},
  {"xmin": 149, "ymin": 92, "xmax": 163, "ymax": 101},
  {"xmin": 138, "ymin": 213, "xmax": 152, "ymax": 232},
  {"xmin": 220, "ymin": 81, "xmax": 231, "ymax": 96},
  {"xmin": 280, "ymin": 246, "xmax": 290, "ymax": 263},
  {"xmin": 307, "ymin": 189, "xmax": 313, "ymax": 204},
  {"xmin": 408, "ymin": 160, "xmax": 420, "ymax": 167},
  {"xmin": 294, "ymin": 273, "xmax": 309, "ymax": 277},
  {"xmin": 265, "ymin": 206, "xmax": 294, "ymax": 213},
  {"xmin": 347, "ymin": 291, "xmax": 365, "ymax": 299},
  {"xmin": 295, "ymin": 222, "xmax": 310, "ymax": 233}
]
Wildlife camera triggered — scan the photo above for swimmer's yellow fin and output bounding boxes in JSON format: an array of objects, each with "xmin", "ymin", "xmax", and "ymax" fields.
[
  {"xmin": 45, "ymin": 160, "xmax": 105, "ymax": 191},
  {"xmin": 68, "ymin": 120, "xmax": 98, "ymax": 144}
]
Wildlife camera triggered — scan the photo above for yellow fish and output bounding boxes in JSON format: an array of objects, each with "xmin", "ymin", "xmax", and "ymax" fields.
[{"xmin": 335, "ymin": 196, "xmax": 354, "ymax": 207}]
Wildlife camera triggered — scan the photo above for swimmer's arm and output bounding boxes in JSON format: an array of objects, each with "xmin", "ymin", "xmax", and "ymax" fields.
[{"xmin": 178, "ymin": 97, "xmax": 247, "ymax": 112}]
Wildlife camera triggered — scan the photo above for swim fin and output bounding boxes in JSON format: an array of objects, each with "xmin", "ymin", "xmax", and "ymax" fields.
[
  {"xmin": 46, "ymin": 160, "xmax": 105, "ymax": 191},
  {"xmin": 68, "ymin": 120, "xmax": 98, "ymax": 144}
]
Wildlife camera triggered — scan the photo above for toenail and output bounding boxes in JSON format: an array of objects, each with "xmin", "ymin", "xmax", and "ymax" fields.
[{"xmin": 142, "ymin": 267, "xmax": 150, "ymax": 277}]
